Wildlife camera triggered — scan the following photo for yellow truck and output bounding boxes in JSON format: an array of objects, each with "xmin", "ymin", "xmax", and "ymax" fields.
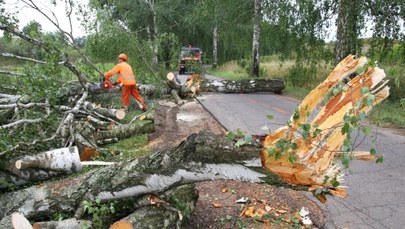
[{"xmin": 178, "ymin": 46, "xmax": 202, "ymax": 74}]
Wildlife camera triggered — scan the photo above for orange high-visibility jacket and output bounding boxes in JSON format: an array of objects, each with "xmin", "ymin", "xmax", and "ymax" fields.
[{"xmin": 104, "ymin": 62, "xmax": 136, "ymax": 85}]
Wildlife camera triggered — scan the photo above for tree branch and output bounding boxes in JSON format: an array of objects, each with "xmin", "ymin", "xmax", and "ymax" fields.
[{"xmin": 0, "ymin": 23, "xmax": 89, "ymax": 87}]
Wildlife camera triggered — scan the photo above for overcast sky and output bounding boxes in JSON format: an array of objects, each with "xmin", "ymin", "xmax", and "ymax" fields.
[{"xmin": 3, "ymin": 0, "xmax": 87, "ymax": 37}]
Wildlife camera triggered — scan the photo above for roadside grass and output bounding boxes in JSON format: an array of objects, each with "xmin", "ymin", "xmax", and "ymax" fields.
[
  {"xmin": 370, "ymin": 101, "xmax": 405, "ymax": 128},
  {"xmin": 207, "ymin": 56, "xmax": 405, "ymax": 128},
  {"xmin": 207, "ymin": 61, "xmax": 249, "ymax": 80}
]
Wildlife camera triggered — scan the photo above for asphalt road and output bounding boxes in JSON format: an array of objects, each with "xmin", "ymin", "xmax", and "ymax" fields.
[{"xmin": 192, "ymin": 74, "xmax": 405, "ymax": 229}]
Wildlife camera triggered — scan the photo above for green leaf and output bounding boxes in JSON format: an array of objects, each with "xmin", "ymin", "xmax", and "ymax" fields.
[
  {"xmin": 275, "ymin": 151, "xmax": 281, "ymax": 160},
  {"xmin": 244, "ymin": 134, "xmax": 252, "ymax": 144},
  {"xmin": 341, "ymin": 123, "xmax": 351, "ymax": 134},
  {"xmin": 376, "ymin": 155, "xmax": 384, "ymax": 163},
  {"xmin": 364, "ymin": 94, "xmax": 375, "ymax": 106},
  {"xmin": 331, "ymin": 177, "xmax": 340, "ymax": 187},
  {"xmin": 370, "ymin": 148, "xmax": 377, "ymax": 155},
  {"xmin": 340, "ymin": 153, "xmax": 351, "ymax": 168},
  {"xmin": 226, "ymin": 131, "xmax": 234, "ymax": 140},
  {"xmin": 235, "ymin": 139, "xmax": 245, "ymax": 147},
  {"xmin": 293, "ymin": 109, "xmax": 300, "ymax": 120},
  {"xmin": 362, "ymin": 126, "xmax": 371, "ymax": 135},
  {"xmin": 236, "ymin": 128, "xmax": 244, "ymax": 137},
  {"xmin": 288, "ymin": 155, "xmax": 296, "ymax": 163},
  {"xmin": 323, "ymin": 175, "xmax": 330, "ymax": 185},
  {"xmin": 266, "ymin": 147, "xmax": 276, "ymax": 156},
  {"xmin": 312, "ymin": 128, "xmax": 321, "ymax": 138},
  {"xmin": 266, "ymin": 114, "xmax": 274, "ymax": 120},
  {"xmin": 361, "ymin": 87, "xmax": 370, "ymax": 95}
]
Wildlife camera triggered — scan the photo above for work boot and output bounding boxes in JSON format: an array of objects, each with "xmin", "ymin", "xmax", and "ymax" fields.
[{"xmin": 140, "ymin": 103, "xmax": 147, "ymax": 112}]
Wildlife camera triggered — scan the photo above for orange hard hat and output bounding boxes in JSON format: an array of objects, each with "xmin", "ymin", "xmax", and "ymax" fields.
[{"xmin": 118, "ymin": 53, "xmax": 128, "ymax": 61}]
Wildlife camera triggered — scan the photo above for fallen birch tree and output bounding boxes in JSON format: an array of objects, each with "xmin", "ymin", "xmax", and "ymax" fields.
[
  {"xmin": 0, "ymin": 131, "xmax": 273, "ymax": 226},
  {"xmin": 166, "ymin": 72, "xmax": 286, "ymax": 100}
]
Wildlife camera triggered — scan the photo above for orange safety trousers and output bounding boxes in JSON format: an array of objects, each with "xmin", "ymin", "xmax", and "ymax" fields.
[{"xmin": 121, "ymin": 84, "xmax": 145, "ymax": 107}]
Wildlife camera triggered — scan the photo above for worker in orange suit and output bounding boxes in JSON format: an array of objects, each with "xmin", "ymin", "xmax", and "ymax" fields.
[{"xmin": 104, "ymin": 53, "xmax": 147, "ymax": 111}]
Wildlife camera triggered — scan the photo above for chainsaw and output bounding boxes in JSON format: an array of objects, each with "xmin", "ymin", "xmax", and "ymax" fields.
[{"xmin": 100, "ymin": 77, "xmax": 116, "ymax": 90}]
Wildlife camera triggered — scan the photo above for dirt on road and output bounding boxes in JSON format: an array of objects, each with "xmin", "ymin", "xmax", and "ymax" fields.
[{"xmin": 146, "ymin": 99, "xmax": 326, "ymax": 228}]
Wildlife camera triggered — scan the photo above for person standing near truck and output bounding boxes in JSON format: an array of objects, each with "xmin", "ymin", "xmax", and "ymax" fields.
[{"xmin": 104, "ymin": 53, "xmax": 147, "ymax": 112}]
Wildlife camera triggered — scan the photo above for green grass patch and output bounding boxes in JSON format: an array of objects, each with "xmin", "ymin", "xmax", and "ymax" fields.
[
  {"xmin": 102, "ymin": 134, "xmax": 150, "ymax": 161},
  {"xmin": 369, "ymin": 101, "xmax": 405, "ymax": 128},
  {"xmin": 283, "ymin": 85, "xmax": 310, "ymax": 99},
  {"xmin": 207, "ymin": 62, "xmax": 249, "ymax": 80}
]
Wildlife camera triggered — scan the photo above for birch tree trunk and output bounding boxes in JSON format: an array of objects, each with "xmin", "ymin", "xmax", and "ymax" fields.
[
  {"xmin": 251, "ymin": 0, "xmax": 262, "ymax": 77},
  {"xmin": 202, "ymin": 78, "xmax": 285, "ymax": 93},
  {"xmin": 335, "ymin": 0, "xmax": 361, "ymax": 64},
  {"xmin": 212, "ymin": 25, "xmax": 218, "ymax": 69}
]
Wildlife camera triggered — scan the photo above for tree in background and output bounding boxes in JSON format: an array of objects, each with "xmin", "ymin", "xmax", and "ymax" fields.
[{"xmin": 251, "ymin": 0, "xmax": 262, "ymax": 77}]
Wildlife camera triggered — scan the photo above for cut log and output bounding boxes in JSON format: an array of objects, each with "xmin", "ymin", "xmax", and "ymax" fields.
[
  {"xmin": 202, "ymin": 78, "xmax": 285, "ymax": 94},
  {"xmin": 83, "ymin": 101, "xmax": 125, "ymax": 120},
  {"xmin": 0, "ymin": 147, "xmax": 82, "ymax": 186},
  {"xmin": 166, "ymin": 72, "xmax": 285, "ymax": 96},
  {"xmin": 166, "ymin": 72, "xmax": 194, "ymax": 98},
  {"xmin": 261, "ymin": 55, "xmax": 389, "ymax": 196},
  {"xmin": 166, "ymin": 72, "xmax": 181, "ymax": 89},
  {"xmin": 15, "ymin": 147, "xmax": 81, "ymax": 172},
  {"xmin": 0, "ymin": 212, "xmax": 32, "ymax": 229}
]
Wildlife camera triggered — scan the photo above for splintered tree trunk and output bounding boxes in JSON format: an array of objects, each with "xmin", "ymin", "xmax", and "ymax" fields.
[
  {"xmin": 0, "ymin": 131, "xmax": 279, "ymax": 223},
  {"xmin": 202, "ymin": 78, "xmax": 285, "ymax": 94},
  {"xmin": 261, "ymin": 55, "xmax": 390, "ymax": 197}
]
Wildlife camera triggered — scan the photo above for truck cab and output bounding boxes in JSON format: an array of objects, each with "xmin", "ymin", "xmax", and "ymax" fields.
[{"xmin": 179, "ymin": 46, "xmax": 202, "ymax": 75}]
